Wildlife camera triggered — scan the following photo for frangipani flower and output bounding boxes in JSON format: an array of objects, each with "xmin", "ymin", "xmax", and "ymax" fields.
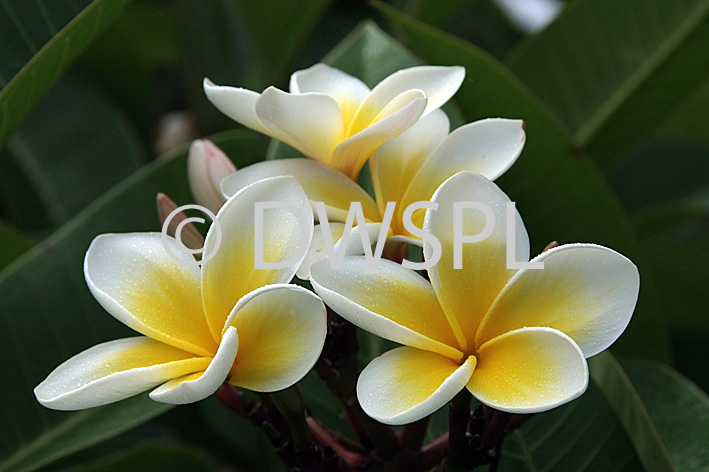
[
  {"xmin": 309, "ymin": 171, "xmax": 639, "ymax": 425},
  {"xmin": 204, "ymin": 63, "xmax": 465, "ymax": 179},
  {"xmin": 220, "ymin": 110, "xmax": 525, "ymax": 277},
  {"xmin": 35, "ymin": 177, "xmax": 326, "ymax": 410}
]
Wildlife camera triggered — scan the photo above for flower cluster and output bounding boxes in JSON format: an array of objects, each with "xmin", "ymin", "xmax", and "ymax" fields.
[{"xmin": 35, "ymin": 64, "xmax": 638, "ymax": 430}]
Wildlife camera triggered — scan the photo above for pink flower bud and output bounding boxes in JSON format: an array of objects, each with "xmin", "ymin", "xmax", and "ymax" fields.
[{"xmin": 187, "ymin": 139, "xmax": 236, "ymax": 213}]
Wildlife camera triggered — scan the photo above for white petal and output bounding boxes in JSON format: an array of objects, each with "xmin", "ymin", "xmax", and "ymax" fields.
[
  {"xmin": 34, "ymin": 337, "xmax": 210, "ymax": 410},
  {"xmin": 351, "ymin": 65, "xmax": 465, "ymax": 132},
  {"xmin": 149, "ymin": 326, "xmax": 239, "ymax": 404},
  {"xmin": 310, "ymin": 257, "xmax": 463, "ymax": 359},
  {"xmin": 357, "ymin": 347, "xmax": 476, "ymax": 425},
  {"xmin": 476, "ymin": 244, "xmax": 640, "ymax": 357},
  {"xmin": 256, "ymin": 87, "xmax": 344, "ymax": 163},
  {"xmin": 84, "ymin": 233, "xmax": 217, "ymax": 356},
  {"xmin": 220, "ymin": 159, "xmax": 379, "ymax": 223},
  {"xmin": 401, "ymin": 118, "xmax": 525, "ymax": 209},
  {"xmin": 225, "ymin": 284, "xmax": 327, "ymax": 392},
  {"xmin": 203, "ymin": 79, "xmax": 273, "ymax": 136},
  {"xmin": 201, "ymin": 176, "xmax": 313, "ymax": 339},
  {"xmin": 424, "ymin": 171, "xmax": 529, "ymax": 351},
  {"xmin": 296, "ymin": 223, "xmax": 345, "ymax": 280},
  {"xmin": 332, "ymin": 91, "xmax": 426, "ymax": 179},
  {"xmin": 289, "ymin": 63, "xmax": 369, "ymax": 125},
  {"xmin": 298, "ymin": 222, "xmax": 389, "ymax": 280},
  {"xmin": 467, "ymin": 327, "xmax": 588, "ymax": 414}
]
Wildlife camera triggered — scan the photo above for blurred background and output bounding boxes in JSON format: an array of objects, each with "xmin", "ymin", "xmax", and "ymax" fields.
[{"xmin": 1, "ymin": 0, "xmax": 707, "ymax": 471}]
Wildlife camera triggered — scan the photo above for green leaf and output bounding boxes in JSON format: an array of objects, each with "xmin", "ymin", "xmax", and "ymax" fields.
[
  {"xmin": 230, "ymin": 0, "xmax": 334, "ymax": 87},
  {"xmin": 0, "ymin": 397, "xmax": 171, "ymax": 472},
  {"xmin": 500, "ymin": 382, "xmax": 643, "ymax": 472},
  {"xmin": 622, "ymin": 359, "xmax": 709, "ymax": 471},
  {"xmin": 0, "ymin": 130, "xmax": 266, "ymax": 472},
  {"xmin": 607, "ymin": 139, "xmax": 709, "ymax": 215},
  {"xmin": 589, "ymin": 352, "xmax": 675, "ymax": 472},
  {"xmin": 504, "ymin": 0, "xmax": 709, "ymax": 168},
  {"xmin": 368, "ymin": 7, "xmax": 670, "ymax": 361},
  {"xmin": 632, "ymin": 191, "xmax": 709, "ymax": 390},
  {"xmin": 0, "ymin": 0, "xmax": 133, "ymax": 147},
  {"xmin": 73, "ymin": 1, "xmax": 181, "ymax": 139},
  {"xmin": 0, "ymin": 220, "xmax": 32, "ymax": 271},
  {"xmin": 500, "ymin": 354, "xmax": 707, "ymax": 471},
  {"xmin": 658, "ymin": 79, "xmax": 709, "ymax": 145},
  {"xmin": 58, "ymin": 442, "xmax": 219, "ymax": 472},
  {"xmin": 394, "ymin": 0, "xmax": 523, "ymax": 58},
  {"xmin": 0, "ymin": 76, "xmax": 146, "ymax": 233},
  {"xmin": 180, "ymin": 0, "xmax": 333, "ymax": 133}
]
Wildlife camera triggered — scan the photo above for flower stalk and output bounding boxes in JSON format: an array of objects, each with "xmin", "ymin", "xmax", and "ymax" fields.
[{"xmin": 445, "ymin": 389, "xmax": 472, "ymax": 471}]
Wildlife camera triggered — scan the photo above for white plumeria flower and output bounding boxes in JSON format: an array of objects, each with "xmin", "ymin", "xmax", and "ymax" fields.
[
  {"xmin": 35, "ymin": 177, "xmax": 326, "ymax": 410},
  {"xmin": 309, "ymin": 171, "xmax": 639, "ymax": 425},
  {"xmin": 204, "ymin": 63, "xmax": 465, "ymax": 179},
  {"xmin": 187, "ymin": 139, "xmax": 237, "ymax": 213},
  {"xmin": 220, "ymin": 110, "xmax": 525, "ymax": 278}
]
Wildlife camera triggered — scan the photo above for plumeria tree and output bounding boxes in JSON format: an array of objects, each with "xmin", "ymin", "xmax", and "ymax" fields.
[{"xmin": 0, "ymin": 1, "xmax": 707, "ymax": 472}]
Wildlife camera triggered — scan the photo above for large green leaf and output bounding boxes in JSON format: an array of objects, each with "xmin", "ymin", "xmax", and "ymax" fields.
[
  {"xmin": 0, "ymin": 76, "xmax": 146, "ymax": 234},
  {"xmin": 180, "ymin": 0, "xmax": 333, "ymax": 133},
  {"xmin": 72, "ymin": 1, "xmax": 181, "ymax": 141},
  {"xmin": 392, "ymin": 0, "xmax": 523, "ymax": 58},
  {"xmin": 367, "ymin": 9, "xmax": 669, "ymax": 361},
  {"xmin": 633, "ymin": 190, "xmax": 709, "ymax": 391},
  {"xmin": 59, "ymin": 442, "xmax": 219, "ymax": 472},
  {"xmin": 589, "ymin": 353, "xmax": 675, "ymax": 472},
  {"xmin": 623, "ymin": 359, "xmax": 709, "ymax": 471},
  {"xmin": 505, "ymin": 0, "xmax": 709, "ymax": 168},
  {"xmin": 0, "ymin": 220, "xmax": 31, "ymax": 271},
  {"xmin": 230, "ymin": 0, "xmax": 334, "ymax": 88},
  {"xmin": 500, "ymin": 355, "xmax": 708, "ymax": 471},
  {"xmin": 0, "ymin": 0, "xmax": 133, "ymax": 147},
  {"xmin": 500, "ymin": 381, "xmax": 643, "ymax": 472},
  {"xmin": 0, "ymin": 130, "xmax": 266, "ymax": 472}
]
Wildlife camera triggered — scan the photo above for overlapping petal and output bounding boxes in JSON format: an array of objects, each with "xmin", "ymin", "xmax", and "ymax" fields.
[
  {"xmin": 298, "ymin": 222, "xmax": 385, "ymax": 280},
  {"xmin": 401, "ymin": 119, "xmax": 525, "ymax": 212},
  {"xmin": 256, "ymin": 87, "xmax": 345, "ymax": 164},
  {"xmin": 424, "ymin": 172, "xmax": 529, "ymax": 351},
  {"xmin": 149, "ymin": 326, "xmax": 239, "ymax": 404},
  {"xmin": 332, "ymin": 90, "xmax": 427, "ymax": 179},
  {"xmin": 289, "ymin": 64, "xmax": 369, "ymax": 125},
  {"xmin": 34, "ymin": 337, "xmax": 210, "ymax": 410},
  {"xmin": 310, "ymin": 257, "xmax": 463, "ymax": 359},
  {"xmin": 201, "ymin": 176, "xmax": 313, "ymax": 339},
  {"xmin": 348, "ymin": 66, "xmax": 465, "ymax": 135},
  {"xmin": 202, "ymin": 79, "xmax": 274, "ymax": 136},
  {"xmin": 476, "ymin": 244, "xmax": 640, "ymax": 357},
  {"xmin": 220, "ymin": 159, "xmax": 379, "ymax": 222},
  {"xmin": 467, "ymin": 328, "xmax": 588, "ymax": 414},
  {"xmin": 370, "ymin": 110, "xmax": 450, "ymax": 219},
  {"xmin": 225, "ymin": 285, "xmax": 326, "ymax": 392},
  {"xmin": 357, "ymin": 347, "xmax": 476, "ymax": 425},
  {"xmin": 84, "ymin": 234, "xmax": 217, "ymax": 357},
  {"xmin": 297, "ymin": 223, "xmax": 345, "ymax": 280}
]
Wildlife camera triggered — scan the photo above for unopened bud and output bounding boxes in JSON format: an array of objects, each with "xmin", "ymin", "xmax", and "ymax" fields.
[
  {"xmin": 156, "ymin": 192, "xmax": 205, "ymax": 249},
  {"xmin": 542, "ymin": 241, "xmax": 559, "ymax": 253},
  {"xmin": 187, "ymin": 139, "xmax": 236, "ymax": 213}
]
